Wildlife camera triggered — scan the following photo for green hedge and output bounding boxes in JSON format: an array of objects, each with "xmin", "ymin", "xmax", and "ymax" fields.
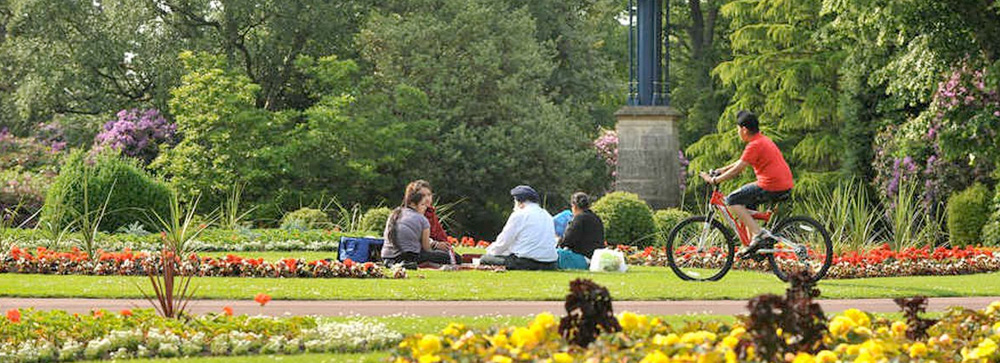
[
  {"xmin": 41, "ymin": 151, "xmax": 172, "ymax": 232},
  {"xmin": 359, "ymin": 207, "xmax": 392, "ymax": 234},
  {"xmin": 947, "ymin": 183, "xmax": 990, "ymax": 247},
  {"xmin": 280, "ymin": 208, "xmax": 331, "ymax": 230},
  {"xmin": 653, "ymin": 208, "xmax": 692, "ymax": 244},
  {"xmin": 3, "ymin": 227, "xmax": 360, "ymax": 252},
  {"xmin": 591, "ymin": 192, "xmax": 656, "ymax": 247}
]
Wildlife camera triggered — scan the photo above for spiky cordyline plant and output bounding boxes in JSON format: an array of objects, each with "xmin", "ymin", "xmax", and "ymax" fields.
[{"xmin": 137, "ymin": 193, "xmax": 213, "ymax": 318}]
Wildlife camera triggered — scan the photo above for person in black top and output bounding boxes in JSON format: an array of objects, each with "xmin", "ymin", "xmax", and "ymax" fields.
[{"xmin": 558, "ymin": 192, "xmax": 605, "ymax": 260}]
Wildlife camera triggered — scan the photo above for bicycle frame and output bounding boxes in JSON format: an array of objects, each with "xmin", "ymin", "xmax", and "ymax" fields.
[{"xmin": 704, "ymin": 188, "xmax": 774, "ymax": 247}]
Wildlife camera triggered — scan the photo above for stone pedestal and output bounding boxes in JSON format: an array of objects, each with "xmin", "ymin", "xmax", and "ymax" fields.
[{"xmin": 615, "ymin": 106, "xmax": 682, "ymax": 209}]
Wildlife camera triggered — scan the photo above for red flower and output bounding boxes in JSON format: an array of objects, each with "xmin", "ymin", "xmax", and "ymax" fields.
[
  {"xmin": 120, "ymin": 309, "xmax": 132, "ymax": 317},
  {"xmin": 92, "ymin": 310, "xmax": 105, "ymax": 319},
  {"xmin": 343, "ymin": 258, "xmax": 355, "ymax": 268},
  {"xmin": 6, "ymin": 309, "xmax": 20, "ymax": 323},
  {"xmin": 254, "ymin": 293, "xmax": 272, "ymax": 306},
  {"xmin": 222, "ymin": 306, "xmax": 234, "ymax": 316}
]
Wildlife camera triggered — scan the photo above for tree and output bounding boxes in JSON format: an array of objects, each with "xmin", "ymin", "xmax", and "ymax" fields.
[{"xmin": 359, "ymin": 0, "xmax": 608, "ymax": 236}]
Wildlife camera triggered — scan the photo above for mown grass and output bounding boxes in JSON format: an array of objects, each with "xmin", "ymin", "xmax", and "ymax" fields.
[{"xmin": 2, "ymin": 267, "xmax": 999, "ymax": 301}]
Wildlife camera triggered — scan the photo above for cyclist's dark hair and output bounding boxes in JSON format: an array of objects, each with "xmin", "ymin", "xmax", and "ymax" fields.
[
  {"xmin": 736, "ymin": 110, "xmax": 759, "ymax": 133},
  {"xmin": 570, "ymin": 192, "xmax": 591, "ymax": 210}
]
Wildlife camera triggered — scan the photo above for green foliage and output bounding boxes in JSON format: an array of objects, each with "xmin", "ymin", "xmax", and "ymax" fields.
[
  {"xmin": 653, "ymin": 208, "xmax": 692, "ymax": 244},
  {"xmin": 41, "ymin": 150, "xmax": 172, "ymax": 233},
  {"xmin": 947, "ymin": 183, "xmax": 991, "ymax": 247},
  {"xmin": 359, "ymin": 207, "xmax": 392, "ymax": 234},
  {"xmin": 280, "ymin": 208, "xmax": 331, "ymax": 231},
  {"xmin": 591, "ymin": 192, "xmax": 656, "ymax": 247}
]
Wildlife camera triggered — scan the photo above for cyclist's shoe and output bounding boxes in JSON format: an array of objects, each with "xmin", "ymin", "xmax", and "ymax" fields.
[{"xmin": 737, "ymin": 229, "xmax": 775, "ymax": 260}]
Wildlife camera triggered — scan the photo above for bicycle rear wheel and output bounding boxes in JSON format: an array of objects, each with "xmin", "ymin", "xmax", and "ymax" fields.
[
  {"xmin": 767, "ymin": 216, "xmax": 833, "ymax": 283},
  {"xmin": 666, "ymin": 216, "xmax": 735, "ymax": 281}
]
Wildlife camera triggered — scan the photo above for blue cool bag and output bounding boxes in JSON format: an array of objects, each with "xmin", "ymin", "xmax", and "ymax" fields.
[
  {"xmin": 553, "ymin": 210, "xmax": 573, "ymax": 237},
  {"xmin": 557, "ymin": 248, "xmax": 589, "ymax": 270},
  {"xmin": 337, "ymin": 237, "xmax": 384, "ymax": 263}
]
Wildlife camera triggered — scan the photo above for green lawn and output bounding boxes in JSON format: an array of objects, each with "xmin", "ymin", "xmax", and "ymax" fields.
[
  {"xmin": 195, "ymin": 247, "xmax": 485, "ymax": 262},
  {"xmin": 2, "ymin": 267, "xmax": 999, "ymax": 300}
]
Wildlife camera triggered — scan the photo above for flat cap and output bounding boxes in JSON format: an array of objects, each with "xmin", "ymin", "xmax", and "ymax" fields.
[{"xmin": 510, "ymin": 185, "xmax": 539, "ymax": 201}]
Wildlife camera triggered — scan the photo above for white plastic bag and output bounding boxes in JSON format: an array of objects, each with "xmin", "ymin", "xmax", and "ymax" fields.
[{"xmin": 589, "ymin": 248, "xmax": 628, "ymax": 273}]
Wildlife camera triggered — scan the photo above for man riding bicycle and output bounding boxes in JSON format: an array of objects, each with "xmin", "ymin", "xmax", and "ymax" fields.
[{"xmin": 699, "ymin": 110, "xmax": 794, "ymax": 259}]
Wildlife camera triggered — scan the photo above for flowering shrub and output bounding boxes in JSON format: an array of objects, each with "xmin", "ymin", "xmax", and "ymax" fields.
[
  {"xmin": 93, "ymin": 109, "xmax": 177, "ymax": 164},
  {"xmin": 0, "ymin": 309, "xmax": 402, "ymax": 362},
  {"xmin": 1, "ymin": 246, "xmax": 405, "ymax": 279},
  {"xmin": 391, "ymin": 301, "xmax": 1000, "ymax": 362},
  {"xmin": 624, "ymin": 244, "xmax": 1000, "ymax": 279}
]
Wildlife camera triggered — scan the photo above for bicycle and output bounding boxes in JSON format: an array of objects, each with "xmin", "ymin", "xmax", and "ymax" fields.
[{"xmin": 665, "ymin": 171, "xmax": 833, "ymax": 282}]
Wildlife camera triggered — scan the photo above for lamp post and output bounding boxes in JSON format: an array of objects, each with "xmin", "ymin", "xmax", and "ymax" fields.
[{"xmin": 616, "ymin": 0, "xmax": 682, "ymax": 209}]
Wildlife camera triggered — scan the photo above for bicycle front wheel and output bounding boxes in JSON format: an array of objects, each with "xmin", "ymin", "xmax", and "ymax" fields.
[
  {"xmin": 666, "ymin": 216, "xmax": 735, "ymax": 281},
  {"xmin": 767, "ymin": 216, "xmax": 833, "ymax": 283}
]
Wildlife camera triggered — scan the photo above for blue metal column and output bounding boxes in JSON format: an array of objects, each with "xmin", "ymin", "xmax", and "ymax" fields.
[{"xmin": 631, "ymin": 0, "xmax": 667, "ymax": 106}]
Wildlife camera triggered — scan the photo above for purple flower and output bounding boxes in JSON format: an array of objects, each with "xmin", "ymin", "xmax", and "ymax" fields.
[{"xmin": 93, "ymin": 108, "xmax": 176, "ymax": 163}]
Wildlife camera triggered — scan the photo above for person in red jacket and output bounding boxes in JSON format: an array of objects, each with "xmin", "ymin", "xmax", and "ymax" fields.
[
  {"xmin": 699, "ymin": 110, "xmax": 794, "ymax": 258},
  {"xmin": 406, "ymin": 180, "xmax": 450, "ymax": 246}
]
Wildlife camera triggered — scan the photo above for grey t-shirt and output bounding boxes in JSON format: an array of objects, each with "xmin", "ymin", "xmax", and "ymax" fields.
[{"xmin": 381, "ymin": 207, "xmax": 430, "ymax": 258}]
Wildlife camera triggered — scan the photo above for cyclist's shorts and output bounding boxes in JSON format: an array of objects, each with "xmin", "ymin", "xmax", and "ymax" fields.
[{"xmin": 725, "ymin": 182, "xmax": 791, "ymax": 210}]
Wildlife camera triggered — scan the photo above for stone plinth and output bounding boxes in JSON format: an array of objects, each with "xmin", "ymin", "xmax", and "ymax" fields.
[{"xmin": 615, "ymin": 106, "xmax": 682, "ymax": 209}]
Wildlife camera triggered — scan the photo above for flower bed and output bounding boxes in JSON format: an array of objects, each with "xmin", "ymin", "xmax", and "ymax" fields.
[
  {"xmin": 0, "ymin": 309, "xmax": 402, "ymax": 362},
  {"xmin": 1, "ymin": 247, "xmax": 405, "ymax": 279},
  {"xmin": 624, "ymin": 244, "xmax": 1000, "ymax": 279},
  {"xmin": 391, "ymin": 302, "xmax": 1000, "ymax": 362}
]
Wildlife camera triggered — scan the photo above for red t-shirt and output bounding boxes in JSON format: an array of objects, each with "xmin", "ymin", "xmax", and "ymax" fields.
[
  {"xmin": 740, "ymin": 134, "xmax": 794, "ymax": 191},
  {"xmin": 424, "ymin": 206, "xmax": 449, "ymax": 242}
]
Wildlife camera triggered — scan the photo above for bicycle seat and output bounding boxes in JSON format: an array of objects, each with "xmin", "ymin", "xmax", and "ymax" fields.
[{"xmin": 770, "ymin": 192, "xmax": 791, "ymax": 203}]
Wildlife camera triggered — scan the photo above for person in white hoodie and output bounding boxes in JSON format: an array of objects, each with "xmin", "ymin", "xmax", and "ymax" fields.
[{"xmin": 480, "ymin": 185, "xmax": 559, "ymax": 270}]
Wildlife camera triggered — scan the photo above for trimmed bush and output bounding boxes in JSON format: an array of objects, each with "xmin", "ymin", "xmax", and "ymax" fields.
[
  {"xmin": 591, "ymin": 192, "xmax": 656, "ymax": 246},
  {"xmin": 280, "ymin": 208, "xmax": 331, "ymax": 230},
  {"xmin": 41, "ymin": 150, "xmax": 172, "ymax": 232},
  {"xmin": 654, "ymin": 208, "xmax": 691, "ymax": 244},
  {"xmin": 983, "ymin": 184, "xmax": 1000, "ymax": 246},
  {"xmin": 359, "ymin": 207, "xmax": 392, "ymax": 233},
  {"xmin": 946, "ymin": 183, "xmax": 990, "ymax": 247}
]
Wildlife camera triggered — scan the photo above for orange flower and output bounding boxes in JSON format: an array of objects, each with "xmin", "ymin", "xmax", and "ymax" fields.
[
  {"xmin": 223, "ymin": 306, "xmax": 234, "ymax": 316},
  {"xmin": 6, "ymin": 309, "xmax": 20, "ymax": 323},
  {"xmin": 254, "ymin": 293, "xmax": 272, "ymax": 306},
  {"xmin": 120, "ymin": 309, "xmax": 132, "ymax": 317},
  {"xmin": 343, "ymin": 258, "xmax": 355, "ymax": 268},
  {"xmin": 92, "ymin": 310, "xmax": 105, "ymax": 319}
]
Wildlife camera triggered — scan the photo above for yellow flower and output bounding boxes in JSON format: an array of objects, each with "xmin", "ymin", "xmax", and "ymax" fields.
[
  {"xmin": 830, "ymin": 316, "xmax": 854, "ymax": 337},
  {"xmin": 639, "ymin": 350, "xmax": 670, "ymax": 363},
  {"xmin": 909, "ymin": 342, "xmax": 928, "ymax": 358},
  {"xmin": 417, "ymin": 334, "xmax": 443, "ymax": 355},
  {"xmin": 815, "ymin": 350, "xmax": 837, "ymax": 363},
  {"xmin": 853, "ymin": 327, "xmax": 873, "ymax": 337},
  {"xmin": 964, "ymin": 338, "xmax": 998, "ymax": 360},
  {"xmin": 652, "ymin": 333, "xmax": 680, "ymax": 346},
  {"xmin": 418, "ymin": 355, "xmax": 441, "ymax": 363},
  {"xmin": 533, "ymin": 312, "xmax": 557, "ymax": 330},
  {"xmin": 490, "ymin": 355, "xmax": 513, "ymax": 363},
  {"xmin": 844, "ymin": 308, "xmax": 871, "ymax": 327},
  {"xmin": 510, "ymin": 327, "xmax": 539, "ymax": 349},
  {"xmin": 721, "ymin": 335, "xmax": 739, "ymax": 350},
  {"xmin": 791, "ymin": 353, "xmax": 813, "ymax": 363},
  {"xmin": 489, "ymin": 332, "xmax": 509, "ymax": 349},
  {"xmin": 725, "ymin": 350, "xmax": 737, "ymax": 363},
  {"xmin": 728, "ymin": 327, "xmax": 746, "ymax": 339},
  {"xmin": 985, "ymin": 301, "xmax": 1000, "ymax": 315},
  {"xmin": 860, "ymin": 339, "xmax": 883, "ymax": 357},
  {"xmin": 891, "ymin": 321, "xmax": 908, "ymax": 338},
  {"xmin": 619, "ymin": 311, "xmax": 648, "ymax": 334},
  {"xmin": 993, "ymin": 321, "xmax": 1000, "ymax": 335},
  {"xmin": 680, "ymin": 331, "xmax": 718, "ymax": 345},
  {"xmin": 441, "ymin": 322, "xmax": 465, "ymax": 337},
  {"xmin": 551, "ymin": 352, "xmax": 573, "ymax": 363}
]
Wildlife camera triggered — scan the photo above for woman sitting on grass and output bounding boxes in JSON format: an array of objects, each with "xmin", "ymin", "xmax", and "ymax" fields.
[
  {"xmin": 557, "ymin": 192, "xmax": 605, "ymax": 270},
  {"xmin": 381, "ymin": 188, "xmax": 460, "ymax": 268}
]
